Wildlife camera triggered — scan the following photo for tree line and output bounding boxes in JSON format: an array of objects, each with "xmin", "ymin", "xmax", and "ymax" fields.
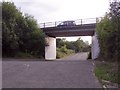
[
  {"xmin": 96, "ymin": 0, "xmax": 120, "ymax": 62},
  {"xmin": 56, "ymin": 38, "xmax": 90, "ymax": 58},
  {"xmin": 57, "ymin": 38, "xmax": 90, "ymax": 52},
  {"xmin": 2, "ymin": 2, "xmax": 45, "ymax": 58}
]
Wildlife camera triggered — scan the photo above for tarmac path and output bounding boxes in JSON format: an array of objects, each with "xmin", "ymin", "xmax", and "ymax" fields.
[{"xmin": 2, "ymin": 53, "xmax": 102, "ymax": 88}]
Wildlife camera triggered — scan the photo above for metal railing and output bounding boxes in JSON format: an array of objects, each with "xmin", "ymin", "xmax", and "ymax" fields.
[{"xmin": 39, "ymin": 17, "xmax": 102, "ymax": 28}]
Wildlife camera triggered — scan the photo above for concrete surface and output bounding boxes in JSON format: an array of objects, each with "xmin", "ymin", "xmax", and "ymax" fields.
[{"xmin": 2, "ymin": 53, "xmax": 102, "ymax": 88}]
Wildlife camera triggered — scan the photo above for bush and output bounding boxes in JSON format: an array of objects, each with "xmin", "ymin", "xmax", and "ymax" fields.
[
  {"xmin": 2, "ymin": 2, "xmax": 45, "ymax": 58},
  {"xmin": 96, "ymin": 0, "xmax": 120, "ymax": 62},
  {"xmin": 15, "ymin": 52, "xmax": 33, "ymax": 58},
  {"xmin": 56, "ymin": 51, "xmax": 65, "ymax": 59},
  {"xmin": 56, "ymin": 47, "xmax": 75, "ymax": 59}
]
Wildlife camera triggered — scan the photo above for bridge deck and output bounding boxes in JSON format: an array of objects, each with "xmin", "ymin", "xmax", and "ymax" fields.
[{"xmin": 41, "ymin": 23, "xmax": 96, "ymax": 37}]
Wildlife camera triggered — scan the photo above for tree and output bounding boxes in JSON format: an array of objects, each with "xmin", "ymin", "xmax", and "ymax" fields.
[
  {"xmin": 109, "ymin": 0, "xmax": 120, "ymax": 60},
  {"xmin": 109, "ymin": 0, "xmax": 120, "ymax": 17},
  {"xmin": 2, "ymin": 2, "xmax": 19, "ymax": 56},
  {"xmin": 56, "ymin": 38, "xmax": 66, "ymax": 48},
  {"xmin": 2, "ymin": 1, "xmax": 45, "ymax": 58},
  {"xmin": 96, "ymin": 0, "xmax": 120, "ymax": 61},
  {"xmin": 73, "ymin": 38, "xmax": 89, "ymax": 52},
  {"xmin": 56, "ymin": 38, "xmax": 90, "ymax": 53}
]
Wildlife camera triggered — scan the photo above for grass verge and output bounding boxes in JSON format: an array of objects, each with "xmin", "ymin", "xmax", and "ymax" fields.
[
  {"xmin": 94, "ymin": 60, "xmax": 120, "ymax": 87},
  {"xmin": 56, "ymin": 48, "xmax": 75, "ymax": 59},
  {"xmin": 14, "ymin": 52, "xmax": 44, "ymax": 59}
]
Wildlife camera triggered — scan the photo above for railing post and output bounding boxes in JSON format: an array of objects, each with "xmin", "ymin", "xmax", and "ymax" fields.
[
  {"xmin": 55, "ymin": 22, "xmax": 56, "ymax": 27},
  {"xmin": 96, "ymin": 18, "xmax": 98, "ymax": 23},
  {"xmin": 81, "ymin": 19, "xmax": 82, "ymax": 25},
  {"xmin": 44, "ymin": 23, "xmax": 45, "ymax": 28}
]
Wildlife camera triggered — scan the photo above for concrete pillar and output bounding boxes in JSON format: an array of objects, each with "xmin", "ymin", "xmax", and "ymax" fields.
[
  {"xmin": 45, "ymin": 36, "xmax": 56, "ymax": 60},
  {"xmin": 91, "ymin": 33, "xmax": 100, "ymax": 59}
]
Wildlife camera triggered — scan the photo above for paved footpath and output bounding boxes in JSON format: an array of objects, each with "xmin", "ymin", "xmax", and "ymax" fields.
[{"xmin": 2, "ymin": 53, "xmax": 102, "ymax": 88}]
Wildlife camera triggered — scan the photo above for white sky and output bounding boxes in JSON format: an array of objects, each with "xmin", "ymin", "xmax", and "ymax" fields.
[{"xmin": 3, "ymin": 0, "xmax": 110, "ymax": 44}]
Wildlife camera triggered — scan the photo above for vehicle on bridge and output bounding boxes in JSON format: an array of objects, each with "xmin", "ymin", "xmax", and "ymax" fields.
[{"xmin": 57, "ymin": 21, "xmax": 76, "ymax": 27}]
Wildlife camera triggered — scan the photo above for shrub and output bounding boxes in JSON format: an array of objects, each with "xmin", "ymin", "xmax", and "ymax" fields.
[{"xmin": 15, "ymin": 52, "xmax": 33, "ymax": 58}]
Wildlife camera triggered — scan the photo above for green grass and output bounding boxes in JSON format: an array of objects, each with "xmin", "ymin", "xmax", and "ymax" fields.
[
  {"xmin": 15, "ymin": 52, "xmax": 34, "ymax": 58},
  {"xmin": 56, "ymin": 48, "xmax": 75, "ymax": 59},
  {"xmin": 94, "ymin": 61, "xmax": 119, "ymax": 84}
]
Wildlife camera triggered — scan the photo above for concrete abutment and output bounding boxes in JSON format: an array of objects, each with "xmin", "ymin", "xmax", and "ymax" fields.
[
  {"xmin": 91, "ymin": 33, "xmax": 100, "ymax": 59},
  {"xmin": 45, "ymin": 34, "xmax": 100, "ymax": 60},
  {"xmin": 45, "ymin": 36, "xmax": 56, "ymax": 60}
]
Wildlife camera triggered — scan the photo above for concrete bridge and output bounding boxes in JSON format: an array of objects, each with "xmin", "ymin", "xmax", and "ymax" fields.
[{"xmin": 40, "ymin": 18, "xmax": 100, "ymax": 60}]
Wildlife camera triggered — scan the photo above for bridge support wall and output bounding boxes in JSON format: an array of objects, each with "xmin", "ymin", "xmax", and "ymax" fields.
[
  {"xmin": 45, "ymin": 34, "xmax": 100, "ymax": 60},
  {"xmin": 91, "ymin": 33, "xmax": 100, "ymax": 59},
  {"xmin": 45, "ymin": 36, "xmax": 56, "ymax": 60}
]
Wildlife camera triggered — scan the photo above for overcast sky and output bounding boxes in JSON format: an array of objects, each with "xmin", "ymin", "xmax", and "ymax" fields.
[
  {"xmin": 5, "ymin": 0, "xmax": 110, "ymax": 23},
  {"xmin": 3, "ymin": 0, "xmax": 110, "ymax": 44}
]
